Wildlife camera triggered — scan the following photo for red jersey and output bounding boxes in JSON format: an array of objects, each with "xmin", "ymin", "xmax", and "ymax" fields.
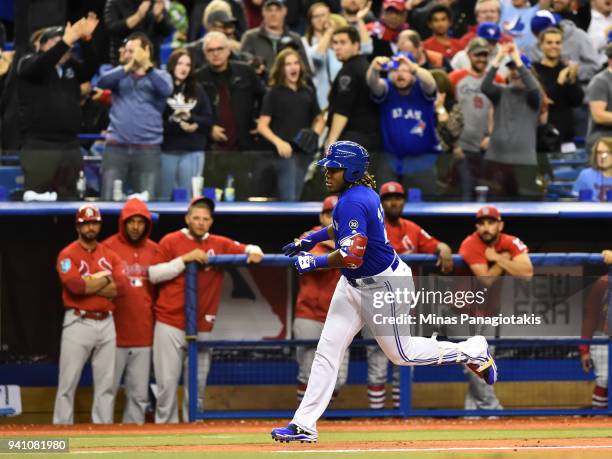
[
  {"xmin": 295, "ymin": 226, "xmax": 341, "ymax": 323},
  {"xmin": 154, "ymin": 229, "xmax": 247, "ymax": 332},
  {"xmin": 57, "ymin": 241, "xmax": 126, "ymax": 312},
  {"xmin": 422, "ymin": 36, "xmax": 463, "ymax": 59},
  {"xmin": 103, "ymin": 199, "xmax": 160, "ymax": 347},
  {"xmin": 459, "ymin": 232, "xmax": 528, "ymax": 266},
  {"xmin": 385, "ymin": 218, "xmax": 440, "ymax": 255}
]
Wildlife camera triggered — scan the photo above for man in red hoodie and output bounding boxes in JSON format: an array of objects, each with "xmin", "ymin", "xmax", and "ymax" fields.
[
  {"xmin": 293, "ymin": 196, "xmax": 346, "ymax": 404},
  {"xmin": 103, "ymin": 198, "xmax": 160, "ymax": 424},
  {"xmin": 54, "ymin": 204, "xmax": 127, "ymax": 424},
  {"xmin": 148, "ymin": 196, "xmax": 264, "ymax": 423}
]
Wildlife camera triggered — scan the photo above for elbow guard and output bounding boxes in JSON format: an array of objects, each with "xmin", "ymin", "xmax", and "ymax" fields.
[{"xmin": 339, "ymin": 234, "xmax": 368, "ymax": 269}]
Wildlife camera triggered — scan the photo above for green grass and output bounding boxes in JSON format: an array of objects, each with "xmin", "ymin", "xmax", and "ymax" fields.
[{"xmin": 2, "ymin": 427, "xmax": 611, "ymax": 458}]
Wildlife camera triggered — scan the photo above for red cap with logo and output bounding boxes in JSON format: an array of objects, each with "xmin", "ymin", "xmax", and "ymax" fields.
[
  {"xmin": 321, "ymin": 195, "xmax": 338, "ymax": 212},
  {"xmin": 379, "ymin": 181, "xmax": 406, "ymax": 197},
  {"xmin": 476, "ymin": 205, "xmax": 501, "ymax": 221},
  {"xmin": 76, "ymin": 203, "xmax": 102, "ymax": 224},
  {"xmin": 189, "ymin": 196, "xmax": 215, "ymax": 213},
  {"xmin": 383, "ymin": 0, "xmax": 406, "ymax": 11}
]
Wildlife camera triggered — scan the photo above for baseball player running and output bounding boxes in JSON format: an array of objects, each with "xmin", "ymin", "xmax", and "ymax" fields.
[
  {"xmin": 54, "ymin": 204, "xmax": 127, "ymax": 424},
  {"xmin": 103, "ymin": 198, "xmax": 160, "ymax": 423},
  {"xmin": 271, "ymin": 141, "xmax": 497, "ymax": 443},
  {"xmin": 148, "ymin": 196, "xmax": 264, "ymax": 423},
  {"xmin": 293, "ymin": 196, "xmax": 347, "ymax": 404},
  {"xmin": 364, "ymin": 181, "xmax": 453, "ymax": 409}
]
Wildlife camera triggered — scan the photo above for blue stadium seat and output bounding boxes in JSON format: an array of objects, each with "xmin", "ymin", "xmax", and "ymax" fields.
[{"xmin": 0, "ymin": 166, "xmax": 24, "ymax": 192}]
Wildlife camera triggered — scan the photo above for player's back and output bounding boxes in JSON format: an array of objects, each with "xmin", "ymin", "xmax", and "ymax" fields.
[{"xmin": 333, "ymin": 185, "xmax": 396, "ymax": 279}]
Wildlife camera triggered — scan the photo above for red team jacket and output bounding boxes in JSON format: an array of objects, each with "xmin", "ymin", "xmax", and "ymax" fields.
[
  {"xmin": 459, "ymin": 232, "xmax": 528, "ymax": 266},
  {"xmin": 57, "ymin": 241, "xmax": 126, "ymax": 312},
  {"xmin": 103, "ymin": 199, "xmax": 160, "ymax": 347},
  {"xmin": 295, "ymin": 226, "xmax": 341, "ymax": 323},
  {"xmin": 154, "ymin": 230, "xmax": 247, "ymax": 332},
  {"xmin": 385, "ymin": 218, "xmax": 440, "ymax": 255}
]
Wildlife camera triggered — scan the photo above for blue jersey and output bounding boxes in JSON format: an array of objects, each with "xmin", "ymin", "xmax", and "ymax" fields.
[
  {"xmin": 373, "ymin": 79, "xmax": 441, "ymax": 158},
  {"xmin": 331, "ymin": 185, "xmax": 396, "ymax": 279}
]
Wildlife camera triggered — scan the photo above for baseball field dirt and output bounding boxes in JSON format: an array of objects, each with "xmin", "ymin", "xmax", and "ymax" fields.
[{"xmin": 1, "ymin": 417, "xmax": 611, "ymax": 458}]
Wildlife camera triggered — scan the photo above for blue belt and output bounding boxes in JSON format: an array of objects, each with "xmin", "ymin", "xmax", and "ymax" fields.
[{"xmin": 347, "ymin": 256, "xmax": 400, "ymax": 288}]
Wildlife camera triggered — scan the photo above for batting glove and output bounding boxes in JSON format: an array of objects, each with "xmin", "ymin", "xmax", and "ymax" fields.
[
  {"xmin": 295, "ymin": 252, "xmax": 328, "ymax": 274},
  {"xmin": 282, "ymin": 237, "xmax": 315, "ymax": 257}
]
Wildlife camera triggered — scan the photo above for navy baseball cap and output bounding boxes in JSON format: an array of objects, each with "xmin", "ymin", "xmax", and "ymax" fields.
[
  {"xmin": 476, "ymin": 22, "xmax": 501, "ymax": 42},
  {"xmin": 264, "ymin": 0, "xmax": 285, "ymax": 7},
  {"xmin": 530, "ymin": 10, "xmax": 560, "ymax": 36},
  {"xmin": 39, "ymin": 26, "xmax": 64, "ymax": 45},
  {"xmin": 189, "ymin": 196, "xmax": 215, "ymax": 213}
]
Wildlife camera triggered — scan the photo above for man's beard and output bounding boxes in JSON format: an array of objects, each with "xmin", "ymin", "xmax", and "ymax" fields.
[
  {"xmin": 478, "ymin": 232, "xmax": 496, "ymax": 244},
  {"xmin": 80, "ymin": 231, "xmax": 98, "ymax": 243}
]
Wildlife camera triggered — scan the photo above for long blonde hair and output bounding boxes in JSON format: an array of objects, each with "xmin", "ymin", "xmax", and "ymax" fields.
[{"xmin": 591, "ymin": 137, "xmax": 612, "ymax": 169}]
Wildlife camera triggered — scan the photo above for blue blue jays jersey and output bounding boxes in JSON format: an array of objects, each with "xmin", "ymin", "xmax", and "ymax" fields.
[
  {"xmin": 373, "ymin": 79, "xmax": 441, "ymax": 158},
  {"xmin": 332, "ymin": 185, "xmax": 396, "ymax": 279}
]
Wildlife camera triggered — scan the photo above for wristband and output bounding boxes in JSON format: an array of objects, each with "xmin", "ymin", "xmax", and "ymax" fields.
[{"xmin": 314, "ymin": 255, "xmax": 329, "ymax": 269}]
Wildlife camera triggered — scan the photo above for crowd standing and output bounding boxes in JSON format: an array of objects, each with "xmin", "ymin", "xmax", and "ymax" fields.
[{"xmin": 1, "ymin": 0, "xmax": 612, "ymax": 201}]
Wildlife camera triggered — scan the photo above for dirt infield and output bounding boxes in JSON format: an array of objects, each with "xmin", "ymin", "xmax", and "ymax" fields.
[{"xmin": 1, "ymin": 416, "xmax": 611, "ymax": 436}]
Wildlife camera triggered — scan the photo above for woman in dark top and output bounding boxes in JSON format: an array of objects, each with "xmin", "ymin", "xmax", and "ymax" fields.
[
  {"xmin": 161, "ymin": 48, "xmax": 214, "ymax": 200},
  {"xmin": 257, "ymin": 48, "xmax": 324, "ymax": 201}
]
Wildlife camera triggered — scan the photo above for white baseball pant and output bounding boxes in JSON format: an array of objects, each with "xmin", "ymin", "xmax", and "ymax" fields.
[
  {"xmin": 112, "ymin": 346, "xmax": 152, "ymax": 424},
  {"xmin": 53, "ymin": 310, "xmax": 116, "ymax": 424},
  {"xmin": 152, "ymin": 322, "xmax": 212, "ymax": 423},
  {"xmin": 293, "ymin": 318, "xmax": 349, "ymax": 400},
  {"xmin": 291, "ymin": 260, "xmax": 490, "ymax": 433}
]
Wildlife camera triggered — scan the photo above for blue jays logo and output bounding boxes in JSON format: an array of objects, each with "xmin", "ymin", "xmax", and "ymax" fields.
[
  {"xmin": 349, "ymin": 219, "xmax": 359, "ymax": 230},
  {"xmin": 410, "ymin": 120, "xmax": 426, "ymax": 137},
  {"xmin": 60, "ymin": 258, "xmax": 71, "ymax": 273}
]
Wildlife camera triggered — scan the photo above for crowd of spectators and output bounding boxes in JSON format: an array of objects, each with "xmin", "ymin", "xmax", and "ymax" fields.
[{"xmin": 1, "ymin": 0, "xmax": 612, "ymax": 201}]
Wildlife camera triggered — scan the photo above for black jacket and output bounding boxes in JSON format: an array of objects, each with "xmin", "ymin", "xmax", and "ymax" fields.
[
  {"xmin": 194, "ymin": 61, "xmax": 265, "ymax": 150},
  {"xmin": 104, "ymin": 0, "xmax": 173, "ymax": 65},
  {"xmin": 16, "ymin": 40, "xmax": 95, "ymax": 143},
  {"xmin": 162, "ymin": 81, "xmax": 214, "ymax": 152}
]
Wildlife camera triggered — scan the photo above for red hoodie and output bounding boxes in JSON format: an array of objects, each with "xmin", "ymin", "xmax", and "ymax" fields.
[{"xmin": 103, "ymin": 199, "xmax": 161, "ymax": 347}]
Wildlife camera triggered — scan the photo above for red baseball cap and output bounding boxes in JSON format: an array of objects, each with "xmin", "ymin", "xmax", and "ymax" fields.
[
  {"xmin": 76, "ymin": 203, "xmax": 102, "ymax": 224},
  {"xmin": 383, "ymin": 0, "xmax": 406, "ymax": 12},
  {"xmin": 189, "ymin": 196, "xmax": 215, "ymax": 213},
  {"xmin": 476, "ymin": 205, "xmax": 501, "ymax": 221},
  {"xmin": 321, "ymin": 195, "xmax": 338, "ymax": 212},
  {"xmin": 379, "ymin": 181, "xmax": 406, "ymax": 198}
]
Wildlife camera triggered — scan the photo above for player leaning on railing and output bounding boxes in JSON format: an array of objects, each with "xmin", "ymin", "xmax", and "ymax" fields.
[{"xmin": 271, "ymin": 141, "xmax": 498, "ymax": 443}]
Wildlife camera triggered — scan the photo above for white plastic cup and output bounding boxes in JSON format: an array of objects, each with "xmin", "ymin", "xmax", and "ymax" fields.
[
  {"xmin": 191, "ymin": 176, "xmax": 204, "ymax": 198},
  {"xmin": 112, "ymin": 179, "xmax": 123, "ymax": 202}
]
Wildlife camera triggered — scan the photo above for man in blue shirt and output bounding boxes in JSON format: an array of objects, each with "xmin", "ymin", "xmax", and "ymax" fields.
[
  {"xmin": 271, "ymin": 141, "xmax": 498, "ymax": 443},
  {"xmin": 97, "ymin": 32, "xmax": 173, "ymax": 201},
  {"xmin": 366, "ymin": 52, "xmax": 441, "ymax": 197}
]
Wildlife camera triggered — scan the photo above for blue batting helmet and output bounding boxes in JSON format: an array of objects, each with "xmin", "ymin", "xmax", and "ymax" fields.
[{"xmin": 317, "ymin": 141, "xmax": 369, "ymax": 183}]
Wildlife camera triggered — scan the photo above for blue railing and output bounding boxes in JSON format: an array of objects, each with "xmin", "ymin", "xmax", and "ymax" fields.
[{"xmin": 184, "ymin": 253, "xmax": 612, "ymax": 421}]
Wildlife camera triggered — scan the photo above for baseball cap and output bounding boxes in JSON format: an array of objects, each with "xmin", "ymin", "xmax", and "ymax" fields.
[
  {"xmin": 379, "ymin": 181, "xmax": 406, "ymax": 198},
  {"xmin": 189, "ymin": 196, "xmax": 215, "ymax": 213},
  {"xmin": 263, "ymin": 0, "xmax": 285, "ymax": 7},
  {"xmin": 467, "ymin": 37, "xmax": 490, "ymax": 55},
  {"xmin": 383, "ymin": 0, "xmax": 406, "ymax": 12},
  {"xmin": 207, "ymin": 10, "xmax": 237, "ymax": 25},
  {"xmin": 476, "ymin": 205, "xmax": 501, "ymax": 221},
  {"xmin": 321, "ymin": 195, "xmax": 338, "ymax": 212},
  {"xmin": 76, "ymin": 203, "xmax": 102, "ymax": 224},
  {"xmin": 506, "ymin": 53, "xmax": 532, "ymax": 70},
  {"xmin": 476, "ymin": 22, "xmax": 501, "ymax": 42},
  {"xmin": 530, "ymin": 10, "xmax": 560, "ymax": 36},
  {"xmin": 39, "ymin": 26, "xmax": 64, "ymax": 45}
]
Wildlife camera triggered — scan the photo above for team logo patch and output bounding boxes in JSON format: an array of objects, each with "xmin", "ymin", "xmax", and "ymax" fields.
[
  {"xmin": 60, "ymin": 258, "xmax": 71, "ymax": 273},
  {"xmin": 349, "ymin": 219, "xmax": 359, "ymax": 230},
  {"xmin": 339, "ymin": 75, "xmax": 351, "ymax": 91}
]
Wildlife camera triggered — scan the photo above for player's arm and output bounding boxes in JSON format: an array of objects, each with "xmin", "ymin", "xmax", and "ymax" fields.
[
  {"xmin": 58, "ymin": 255, "xmax": 112, "ymax": 295},
  {"xmin": 295, "ymin": 233, "xmax": 368, "ymax": 272},
  {"xmin": 282, "ymin": 226, "xmax": 333, "ymax": 257},
  {"xmin": 148, "ymin": 248, "xmax": 208, "ymax": 284},
  {"xmin": 434, "ymin": 242, "xmax": 453, "ymax": 273},
  {"xmin": 491, "ymin": 252, "xmax": 533, "ymax": 278}
]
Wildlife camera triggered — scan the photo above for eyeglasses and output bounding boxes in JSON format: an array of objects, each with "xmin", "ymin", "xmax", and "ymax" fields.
[{"xmin": 205, "ymin": 47, "xmax": 226, "ymax": 54}]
